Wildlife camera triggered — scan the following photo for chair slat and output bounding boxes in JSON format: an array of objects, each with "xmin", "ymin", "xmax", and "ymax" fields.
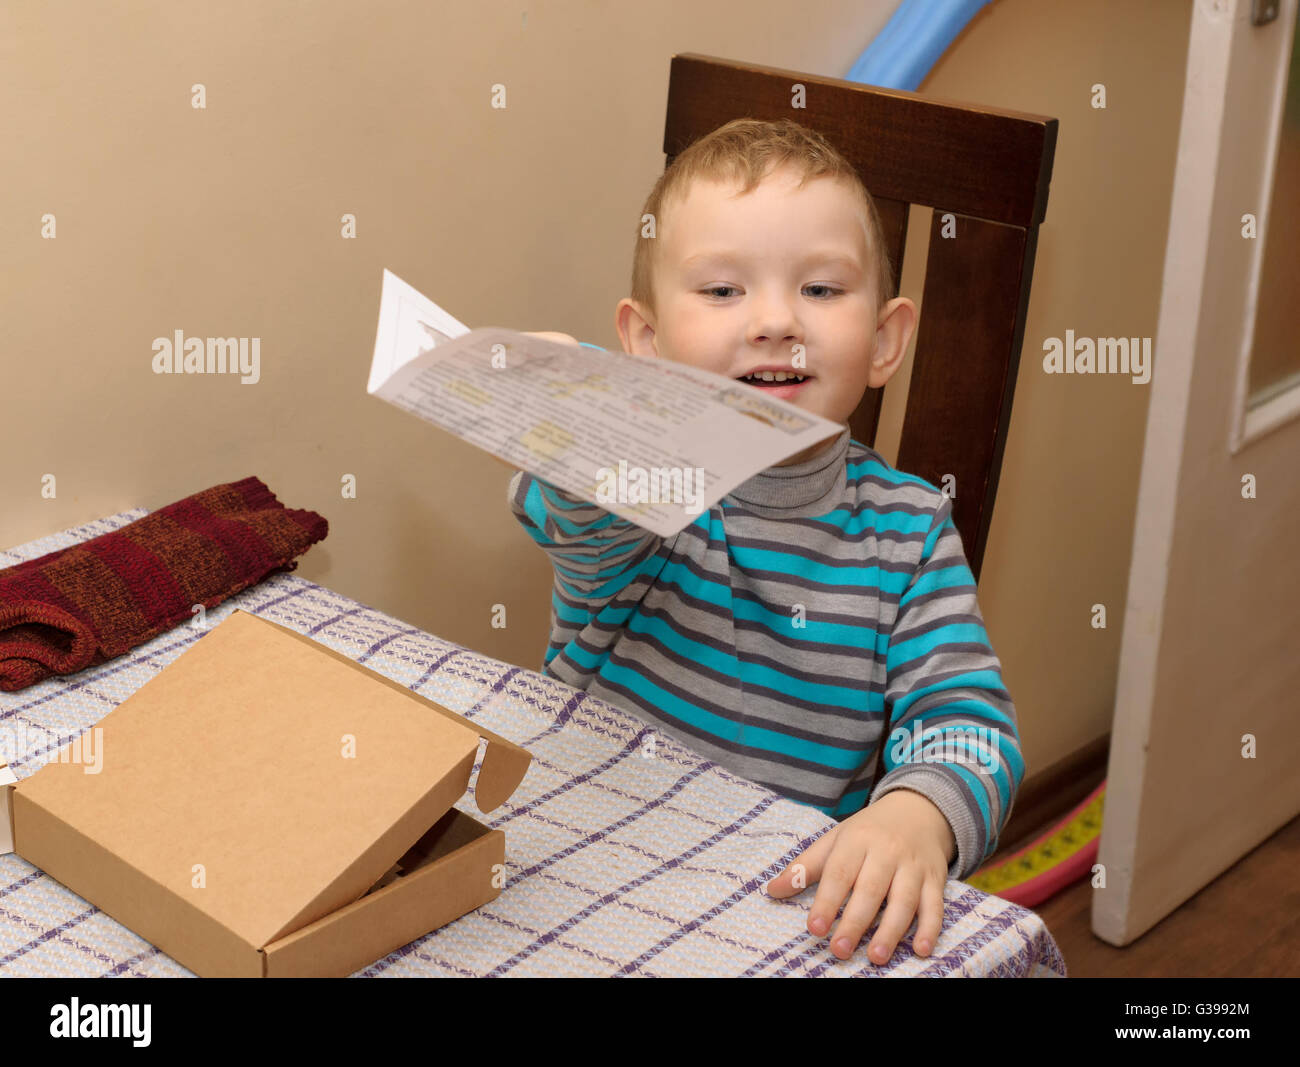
[
  {"xmin": 664, "ymin": 53, "xmax": 1056, "ymax": 227},
  {"xmin": 848, "ymin": 195, "xmax": 909, "ymax": 449},
  {"xmin": 896, "ymin": 213, "xmax": 1039, "ymax": 579}
]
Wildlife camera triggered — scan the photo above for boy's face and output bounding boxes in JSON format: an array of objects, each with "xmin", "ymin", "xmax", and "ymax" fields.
[{"xmin": 616, "ymin": 165, "xmax": 915, "ymax": 464}]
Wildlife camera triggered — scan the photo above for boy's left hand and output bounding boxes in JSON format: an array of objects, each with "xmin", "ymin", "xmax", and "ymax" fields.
[{"xmin": 765, "ymin": 789, "xmax": 955, "ymax": 965}]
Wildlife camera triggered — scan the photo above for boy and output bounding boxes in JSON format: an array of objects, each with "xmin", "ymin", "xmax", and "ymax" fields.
[{"xmin": 512, "ymin": 118, "xmax": 1021, "ymax": 966}]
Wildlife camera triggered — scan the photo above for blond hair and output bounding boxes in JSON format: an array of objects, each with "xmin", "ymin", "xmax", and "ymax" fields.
[{"xmin": 630, "ymin": 118, "xmax": 894, "ymax": 318}]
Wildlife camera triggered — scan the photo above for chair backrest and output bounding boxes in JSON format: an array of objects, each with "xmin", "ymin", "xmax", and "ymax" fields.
[{"xmin": 662, "ymin": 54, "xmax": 1058, "ymax": 581}]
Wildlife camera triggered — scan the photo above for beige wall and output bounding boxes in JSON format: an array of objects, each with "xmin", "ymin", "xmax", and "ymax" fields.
[{"xmin": 0, "ymin": 1, "xmax": 1191, "ymax": 789}]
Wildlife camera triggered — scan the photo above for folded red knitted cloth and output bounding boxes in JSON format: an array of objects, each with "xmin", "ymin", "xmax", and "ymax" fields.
[{"xmin": 0, "ymin": 477, "xmax": 328, "ymax": 692}]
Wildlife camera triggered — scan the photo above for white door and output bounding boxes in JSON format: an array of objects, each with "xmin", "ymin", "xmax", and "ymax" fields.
[{"xmin": 1095, "ymin": 0, "xmax": 1300, "ymax": 945}]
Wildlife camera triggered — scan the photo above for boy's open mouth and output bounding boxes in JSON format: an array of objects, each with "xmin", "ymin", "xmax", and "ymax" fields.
[
  {"xmin": 736, "ymin": 370, "xmax": 811, "ymax": 387},
  {"xmin": 735, "ymin": 370, "xmax": 814, "ymax": 399}
]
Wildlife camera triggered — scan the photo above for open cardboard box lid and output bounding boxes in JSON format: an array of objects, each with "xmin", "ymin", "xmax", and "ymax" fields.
[{"xmin": 0, "ymin": 609, "xmax": 531, "ymax": 975}]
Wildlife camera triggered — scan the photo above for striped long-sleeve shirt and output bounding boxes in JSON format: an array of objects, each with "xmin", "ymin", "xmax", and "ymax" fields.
[{"xmin": 507, "ymin": 426, "xmax": 1022, "ymax": 880}]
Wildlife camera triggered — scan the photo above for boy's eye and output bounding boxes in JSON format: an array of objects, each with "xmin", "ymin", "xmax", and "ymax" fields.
[{"xmin": 701, "ymin": 284, "xmax": 842, "ymax": 299}]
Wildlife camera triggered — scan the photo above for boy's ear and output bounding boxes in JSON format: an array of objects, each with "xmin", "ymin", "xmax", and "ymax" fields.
[
  {"xmin": 868, "ymin": 296, "xmax": 918, "ymax": 389},
  {"xmin": 615, "ymin": 298, "xmax": 658, "ymax": 357}
]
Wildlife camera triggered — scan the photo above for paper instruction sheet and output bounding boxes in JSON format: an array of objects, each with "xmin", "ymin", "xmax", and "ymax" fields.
[{"xmin": 368, "ymin": 269, "xmax": 843, "ymax": 537}]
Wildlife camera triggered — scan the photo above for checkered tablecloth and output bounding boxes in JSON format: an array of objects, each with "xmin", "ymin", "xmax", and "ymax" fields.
[{"xmin": 0, "ymin": 509, "xmax": 1066, "ymax": 977}]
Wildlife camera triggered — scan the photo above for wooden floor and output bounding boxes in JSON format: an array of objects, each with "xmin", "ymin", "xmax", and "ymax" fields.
[{"xmin": 1011, "ymin": 811, "xmax": 1300, "ymax": 977}]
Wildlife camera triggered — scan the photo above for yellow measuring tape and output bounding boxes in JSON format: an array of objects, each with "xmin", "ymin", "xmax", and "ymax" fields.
[{"xmin": 967, "ymin": 785, "xmax": 1105, "ymax": 896}]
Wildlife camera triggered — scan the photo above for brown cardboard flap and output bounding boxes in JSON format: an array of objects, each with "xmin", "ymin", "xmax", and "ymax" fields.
[
  {"xmin": 249, "ymin": 611, "xmax": 532, "ymax": 811},
  {"xmin": 473, "ymin": 738, "xmax": 532, "ymax": 811},
  {"xmin": 12, "ymin": 609, "xmax": 531, "ymax": 955}
]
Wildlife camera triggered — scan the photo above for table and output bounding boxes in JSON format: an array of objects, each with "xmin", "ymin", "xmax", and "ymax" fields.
[{"xmin": 0, "ymin": 508, "xmax": 1066, "ymax": 977}]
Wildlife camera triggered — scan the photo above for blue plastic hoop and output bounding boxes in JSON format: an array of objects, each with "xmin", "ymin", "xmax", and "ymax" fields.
[{"xmin": 847, "ymin": 0, "xmax": 992, "ymax": 91}]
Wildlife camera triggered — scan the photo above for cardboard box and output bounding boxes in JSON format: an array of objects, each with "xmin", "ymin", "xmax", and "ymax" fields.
[
  {"xmin": 0, "ymin": 761, "xmax": 15, "ymax": 856},
  {"xmin": 0, "ymin": 609, "xmax": 531, "ymax": 977}
]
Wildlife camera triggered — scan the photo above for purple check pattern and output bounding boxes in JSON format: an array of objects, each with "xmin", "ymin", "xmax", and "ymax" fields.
[{"xmin": 0, "ymin": 510, "xmax": 1066, "ymax": 978}]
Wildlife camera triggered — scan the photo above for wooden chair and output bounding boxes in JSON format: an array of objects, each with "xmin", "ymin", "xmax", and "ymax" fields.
[{"xmin": 662, "ymin": 54, "xmax": 1058, "ymax": 581}]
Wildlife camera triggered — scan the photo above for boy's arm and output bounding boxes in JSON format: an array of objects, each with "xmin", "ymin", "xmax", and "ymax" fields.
[
  {"xmin": 502, "ymin": 331, "xmax": 666, "ymax": 595},
  {"xmin": 871, "ymin": 493, "xmax": 1024, "ymax": 882},
  {"xmin": 507, "ymin": 469, "xmax": 666, "ymax": 601}
]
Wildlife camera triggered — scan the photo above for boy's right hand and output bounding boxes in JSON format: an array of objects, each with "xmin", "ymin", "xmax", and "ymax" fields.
[
  {"xmin": 523, "ymin": 331, "xmax": 581, "ymax": 346},
  {"xmin": 474, "ymin": 332, "xmax": 581, "ymax": 475}
]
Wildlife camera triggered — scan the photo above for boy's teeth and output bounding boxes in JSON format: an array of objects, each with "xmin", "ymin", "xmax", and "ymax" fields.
[{"xmin": 742, "ymin": 371, "xmax": 806, "ymax": 383}]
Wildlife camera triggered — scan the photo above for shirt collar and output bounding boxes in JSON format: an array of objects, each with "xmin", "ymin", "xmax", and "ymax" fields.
[{"xmin": 724, "ymin": 426, "xmax": 851, "ymax": 515}]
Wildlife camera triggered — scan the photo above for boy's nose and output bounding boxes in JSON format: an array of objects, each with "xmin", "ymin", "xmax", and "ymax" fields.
[
  {"xmin": 748, "ymin": 301, "xmax": 800, "ymax": 346},
  {"xmin": 749, "ymin": 325, "xmax": 802, "ymax": 348}
]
